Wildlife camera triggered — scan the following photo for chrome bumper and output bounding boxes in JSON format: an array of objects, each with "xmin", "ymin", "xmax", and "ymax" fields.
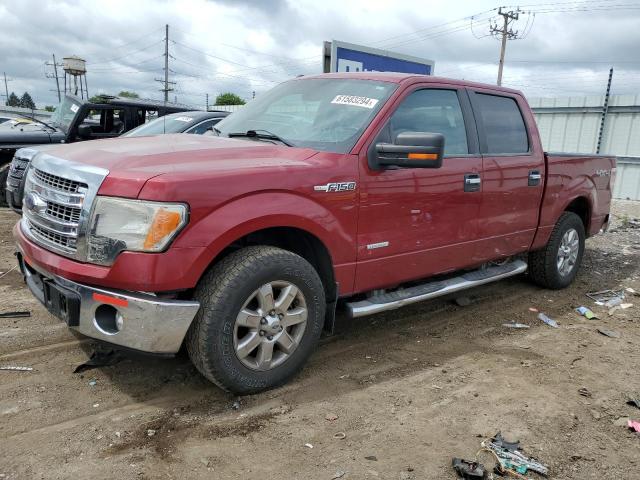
[{"xmin": 19, "ymin": 254, "xmax": 200, "ymax": 354}]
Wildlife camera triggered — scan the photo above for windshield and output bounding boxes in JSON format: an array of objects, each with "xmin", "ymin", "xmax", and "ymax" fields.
[
  {"xmin": 215, "ymin": 78, "xmax": 397, "ymax": 153},
  {"xmin": 123, "ymin": 113, "xmax": 200, "ymax": 137},
  {"xmin": 49, "ymin": 96, "xmax": 82, "ymax": 132}
]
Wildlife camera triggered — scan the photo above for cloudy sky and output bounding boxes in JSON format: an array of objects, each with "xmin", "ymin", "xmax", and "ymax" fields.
[{"xmin": 1, "ymin": 0, "xmax": 639, "ymax": 108}]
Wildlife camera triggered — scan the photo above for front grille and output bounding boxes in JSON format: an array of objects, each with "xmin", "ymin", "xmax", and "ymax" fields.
[
  {"xmin": 34, "ymin": 169, "xmax": 87, "ymax": 193},
  {"xmin": 23, "ymin": 168, "xmax": 86, "ymax": 256},
  {"xmin": 46, "ymin": 202, "xmax": 81, "ymax": 223},
  {"xmin": 28, "ymin": 220, "xmax": 76, "ymax": 251}
]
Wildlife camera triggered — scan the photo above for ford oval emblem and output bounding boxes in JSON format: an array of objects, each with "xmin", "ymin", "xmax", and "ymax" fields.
[{"xmin": 24, "ymin": 192, "xmax": 47, "ymax": 213}]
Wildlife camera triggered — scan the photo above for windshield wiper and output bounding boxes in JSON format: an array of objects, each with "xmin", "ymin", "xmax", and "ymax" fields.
[
  {"xmin": 228, "ymin": 129, "xmax": 293, "ymax": 147},
  {"xmin": 22, "ymin": 114, "xmax": 57, "ymax": 131}
]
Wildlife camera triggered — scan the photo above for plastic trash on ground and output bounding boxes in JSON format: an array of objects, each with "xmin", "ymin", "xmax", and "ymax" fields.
[
  {"xmin": 538, "ymin": 312, "xmax": 559, "ymax": 328},
  {"xmin": 575, "ymin": 306, "xmax": 598, "ymax": 319},
  {"xmin": 480, "ymin": 432, "xmax": 548, "ymax": 477}
]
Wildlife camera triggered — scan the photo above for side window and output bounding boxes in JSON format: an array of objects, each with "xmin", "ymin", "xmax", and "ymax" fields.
[
  {"xmin": 187, "ymin": 118, "xmax": 220, "ymax": 135},
  {"xmin": 387, "ymin": 89, "xmax": 469, "ymax": 155},
  {"xmin": 475, "ymin": 93, "xmax": 529, "ymax": 154}
]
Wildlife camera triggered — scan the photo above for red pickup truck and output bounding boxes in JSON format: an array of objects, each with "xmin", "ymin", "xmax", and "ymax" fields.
[{"xmin": 13, "ymin": 73, "xmax": 615, "ymax": 394}]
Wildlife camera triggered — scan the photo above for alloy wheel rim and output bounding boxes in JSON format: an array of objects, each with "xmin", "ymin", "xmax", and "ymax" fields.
[
  {"xmin": 233, "ymin": 280, "xmax": 308, "ymax": 371},
  {"xmin": 557, "ymin": 228, "xmax": 579, "ymax": 276}
]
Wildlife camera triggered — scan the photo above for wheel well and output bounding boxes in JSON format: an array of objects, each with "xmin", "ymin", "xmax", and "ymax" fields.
[
  {"xmin": 565, "ymin": 197, "xmax": 590, "ymax": 233},
  {"xmin": 215, "ymin": 227, "xmax": 337, "ymax": 303}
]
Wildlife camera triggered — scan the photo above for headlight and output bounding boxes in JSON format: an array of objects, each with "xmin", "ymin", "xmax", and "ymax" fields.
[{"xmin": 87, "ymin": 197, "xmax": 188, "ymax": 265}]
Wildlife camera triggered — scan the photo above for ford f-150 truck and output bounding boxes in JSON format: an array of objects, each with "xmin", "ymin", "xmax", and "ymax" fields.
[{"xmin": 12, "ymin": 73, "xmax": 615, "ymax": 394}]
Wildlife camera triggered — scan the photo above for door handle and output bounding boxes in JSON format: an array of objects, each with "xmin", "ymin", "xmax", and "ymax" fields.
[
  {"xmin": 528, "ymin": 170, "xmax": 542, "ymax": 186},
  {"xmin": 464, "ymin": 173, "xmax": 481, "ymax": 192}
]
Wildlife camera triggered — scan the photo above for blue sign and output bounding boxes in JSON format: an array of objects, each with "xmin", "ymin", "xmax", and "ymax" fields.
[{"xmin": 325, "ymin": 40, "xmax": 434, "ymax": 75}]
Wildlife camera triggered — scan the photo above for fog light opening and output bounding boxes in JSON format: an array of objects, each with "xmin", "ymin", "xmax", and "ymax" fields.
[{"xmin": 94, "ymin": 304, "xmax": 123, "ymax": 335}]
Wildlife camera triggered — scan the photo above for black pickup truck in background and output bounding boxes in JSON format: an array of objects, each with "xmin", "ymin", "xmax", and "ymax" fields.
[{"xmin": 1, "ymin": 95, "xmax": 191, "ymax": 206}]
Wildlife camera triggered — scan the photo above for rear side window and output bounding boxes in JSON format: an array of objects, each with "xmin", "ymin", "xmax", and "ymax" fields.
[
  {"xmin": 475, "ymin": 93, "xmax": 529, "ymax": 154},
  {"xmin": 388, "ymin": 89, "xmax": 469, "ymax": 155}
]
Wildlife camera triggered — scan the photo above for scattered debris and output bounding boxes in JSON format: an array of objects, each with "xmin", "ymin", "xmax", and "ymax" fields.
[
  {"xmin": 147, "ymin": 429, "xmax": 156, "ymax": 437},
  {"xmin": 451, "ymin": 458, "xmax": 486, "ymax": 479},
  {"xmin": 575, "ymin": 306, "xmax": 598, "ymax": 319},
  {"xmin": 625, "ymin": 287, "xmax": 639, "ymax": 297},
  {"xmin": 480, "ymin": 432, "xmax": 548, "ymax": 477},
  {"xmin": 613, "ymin": 417, "xmax": 630, "ymax": 427},
  {"xmin": 604, "ymin": 296, "xmax": 624, "ymax": 308},
  {"xmin": 304, "ymin": 443, "xmax": 313, "ymax": 449},
  {"xmin": 502, "ymin": 322, "xmax": 530, "ymax": 329},
  {"xmin": 627, "ymin": 398, "xmax": 640, "ymax": 410},
  {"xmin": 364, "ymin": 455, "xmax": 378, "ymax": 461},
  {"xmin": 331, "ymin": 470, "xmax": 346, "ymax": 479},
  {"xmin": 578, "ymin": 387, "xmax": 592, "ymax": 398},
  {"xmin": 333, "ymin": 432, "xmax": 346, "ymax": 440},
  {"xmin": 628, "ymin": 420, "xmax": 640, "ymax": 433},
  {"xmin": 586, "ymin": 289, "xmax": 625, "ymax": 305},
  {"xmin": 88, "ymin": 380, "xmax": 97, "ymax": 387},
  {"xmin": 92, "ymin": 403, "xmax": 100, "ymax": 408},
  {"xmin": 325, "ymin": 413, "xmax": 339, "ymax": 421},
  {"xmin": 621, "ymin": 303, "xmax": 634, "ymax": 309},
  {"xmin": 597, "ymin": 328, "xmax": 621, "ymax": 338},
  {"xmin": 454, "ymin": 296, "xmax": 472, "ymax": 307},
  {"xmin": 0, "ymin": 265, "xmax": 17, "ymax": 279},
  {"xmin": 0, "ymin": 311, "xmax": 31, "ymax": 318},
  {"xmin": 528, "ymin": 307, "xmax": 539, "ymax": 313},
  {"xmin": 0, "ymin": 365, "xmax": 33, "ymax": 371},
  {"xmin": 73, "ymin": 349, "xmax": 124, "ymax": 373},
  {"xmin": 231, "ymin": 400, "xmax": 241, "ymax": 410},
  {"xmin": 538, "ymin": 312, "xmax": 559, "ymax": 328}
]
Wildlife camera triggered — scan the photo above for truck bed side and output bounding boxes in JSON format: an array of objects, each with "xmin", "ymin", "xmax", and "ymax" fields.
[{"xmin": 531, "ymin": 152, "xmax": 616, "ymax": 250}]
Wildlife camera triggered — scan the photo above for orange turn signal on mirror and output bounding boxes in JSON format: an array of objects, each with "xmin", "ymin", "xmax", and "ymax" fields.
[{"xmin": 408, "ymin": 153, "xmax": 438, "ymax": 160}]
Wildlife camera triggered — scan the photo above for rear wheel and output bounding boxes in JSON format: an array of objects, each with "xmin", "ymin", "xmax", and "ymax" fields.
[
  {"xmin": 186, "ymin": 246, "xmax": 325, "ymax": 394},
  {"xmin": 528, "ymin": 212, "xmax": 585, "ymax": 289}
]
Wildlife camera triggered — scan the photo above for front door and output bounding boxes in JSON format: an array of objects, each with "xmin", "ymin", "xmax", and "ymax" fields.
[{"xmin": 355, "ymin": 86, "xmax": 485, "ymax": 293}]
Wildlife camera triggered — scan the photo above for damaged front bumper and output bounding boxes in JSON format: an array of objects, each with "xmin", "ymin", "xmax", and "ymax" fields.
[{"xmin": 17, "ymin": 252, "xmax": 200, "ymax": 354}]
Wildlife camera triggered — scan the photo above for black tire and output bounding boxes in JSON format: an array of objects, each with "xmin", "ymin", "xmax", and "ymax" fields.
[
  {"xmin": 528, "ymin": 212, "xmax": 585, "ymax": 289},
  {"xmin": 186, "ymin": 246, "xmax": 326, "ymax": 394},
  {"xmin": 0, "ymin": 164, "xmax": 9, "ymax": 208}
]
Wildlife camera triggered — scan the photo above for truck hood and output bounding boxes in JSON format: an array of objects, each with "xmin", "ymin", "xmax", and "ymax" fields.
[{"xmin": 37, "ymin": 134, "xmax": 319, "ymax": 198}]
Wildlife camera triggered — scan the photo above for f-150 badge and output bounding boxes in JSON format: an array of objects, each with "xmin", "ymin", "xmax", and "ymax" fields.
[{"xmin": 314, "ymin": 182, "xmax": 356, "ymax": 192}]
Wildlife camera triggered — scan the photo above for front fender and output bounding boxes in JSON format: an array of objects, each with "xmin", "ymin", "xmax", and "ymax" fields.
[{"xmin": 172, "ymin": 190, "xmax": 358, "ymax": 291}]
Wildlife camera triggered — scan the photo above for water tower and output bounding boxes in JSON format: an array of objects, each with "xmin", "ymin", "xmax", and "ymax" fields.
[{"xmin": 62, "ymin": 56, "xmax": 88, "ymax": 99}]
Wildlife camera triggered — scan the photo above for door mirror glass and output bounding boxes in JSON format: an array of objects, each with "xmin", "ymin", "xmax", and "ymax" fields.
[{"xmin": 373, "ymin": 131, "xmax": 445, "ymax": 169}]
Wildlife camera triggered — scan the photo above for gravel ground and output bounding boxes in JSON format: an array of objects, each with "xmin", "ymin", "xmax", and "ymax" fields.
[{"xmin": 0, "ymin": 201, "xmax": 639, "ymax": 480}]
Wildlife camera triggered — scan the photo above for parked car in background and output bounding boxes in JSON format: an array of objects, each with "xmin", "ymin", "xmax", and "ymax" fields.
[
  {"xmin": 123, "ymin": 110, "xmax": 229, "ymax": 137},
  {"xmin": 2, "ymin": 95, "xmax": 192, "ymax": 207},
  {"xmin": 13, "ymin": 73, "xmax": 615, "ymax": 394}
]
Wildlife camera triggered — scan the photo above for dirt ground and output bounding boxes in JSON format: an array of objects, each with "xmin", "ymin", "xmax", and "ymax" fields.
[{"xmin": 1, "ymin": 202, "xmax": 639, "ymax": 480}]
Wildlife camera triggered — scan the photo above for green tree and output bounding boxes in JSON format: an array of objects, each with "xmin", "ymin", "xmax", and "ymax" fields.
[
  {"xmin": 118, "ymin": 90, "xmax": 139, "ymax": 98},
  {"xmin": 89, "ymin": 94, "xmax": 108, "ymax": 103},
  {"xmin": 44, "ymin": 105, "xmax": 56, "ymax": 112},
  {"xmin": 6, "ymin": 92, "xmax": 20, "ymax": 107},
  {"xmin": 19, "ymin": 92, "xmax": 35, "ymax": 110},
  {"xmin": 215, "ymin": 92, "xmax": 245, "ymax": 105}
]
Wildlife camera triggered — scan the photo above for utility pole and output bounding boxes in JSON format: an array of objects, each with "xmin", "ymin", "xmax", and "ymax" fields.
[
  {"xmin": 155, "ymin": 24, "xmax": 175, "ymax": 102},
  {"xmin": 596, "ymin": 67, "xmax": 614, "ymax": 154},
  {"xmin": 490, "ymin": 8, "xmax": 521, "ymax": 86},
  {"xmin": 3, "ymin": 72, "xmax": 9, "ymax": 105},
  {"xmin": 45, "ymin": 55, "xmax": 63, "ymax": 101}
]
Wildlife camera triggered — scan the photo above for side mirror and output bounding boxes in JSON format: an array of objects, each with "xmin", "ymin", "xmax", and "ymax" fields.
[
  {"xmin": 373, "ymin": 132, "xmax": 445, "ymax": 169},
  {"xmin": 77, "ymin": 124, "xmax": 92, "ymax": 139}
]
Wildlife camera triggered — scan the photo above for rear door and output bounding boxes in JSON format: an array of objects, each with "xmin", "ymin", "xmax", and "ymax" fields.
[
  {"xmin": 468, "ymin": 89, "xmax": 545, "ymax": 260},
  {"xmin": 355, "ymin": 84, "xmax": 484, "ymax": 292}
]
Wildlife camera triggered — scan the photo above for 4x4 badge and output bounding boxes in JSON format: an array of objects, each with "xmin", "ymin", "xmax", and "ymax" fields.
[{"xmin": 314, "ymin": 182, "xmax": 356, "ymax": 192}]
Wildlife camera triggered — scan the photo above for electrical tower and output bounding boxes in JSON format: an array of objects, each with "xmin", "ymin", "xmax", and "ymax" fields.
[
  {"xmin": 490, "ymin": 7, "xmax": 521, "ymax": 86},
  {"xmin": 155, "ymin": 24, "xmax": 175, "ymax": 102}
]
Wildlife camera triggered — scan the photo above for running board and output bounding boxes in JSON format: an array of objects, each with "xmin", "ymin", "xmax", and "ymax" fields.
[{"xmin": 346, "ymin": 259, "xmax": 528, "ymax": 318}]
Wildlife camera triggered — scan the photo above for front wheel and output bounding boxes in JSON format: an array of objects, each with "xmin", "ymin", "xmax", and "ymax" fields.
[
  {"xmin": 528, "ymin": 212, "xmax": 585, "ymax": 289},
  {"xmin": 186, "ymin": 246, "xmax": 325, "ymax": 394}
]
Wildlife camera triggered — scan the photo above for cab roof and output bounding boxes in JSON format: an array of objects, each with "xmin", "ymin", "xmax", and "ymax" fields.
[{"xmin": 300, "ymin": 72, "xmax": 523, "ymax": 95}]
